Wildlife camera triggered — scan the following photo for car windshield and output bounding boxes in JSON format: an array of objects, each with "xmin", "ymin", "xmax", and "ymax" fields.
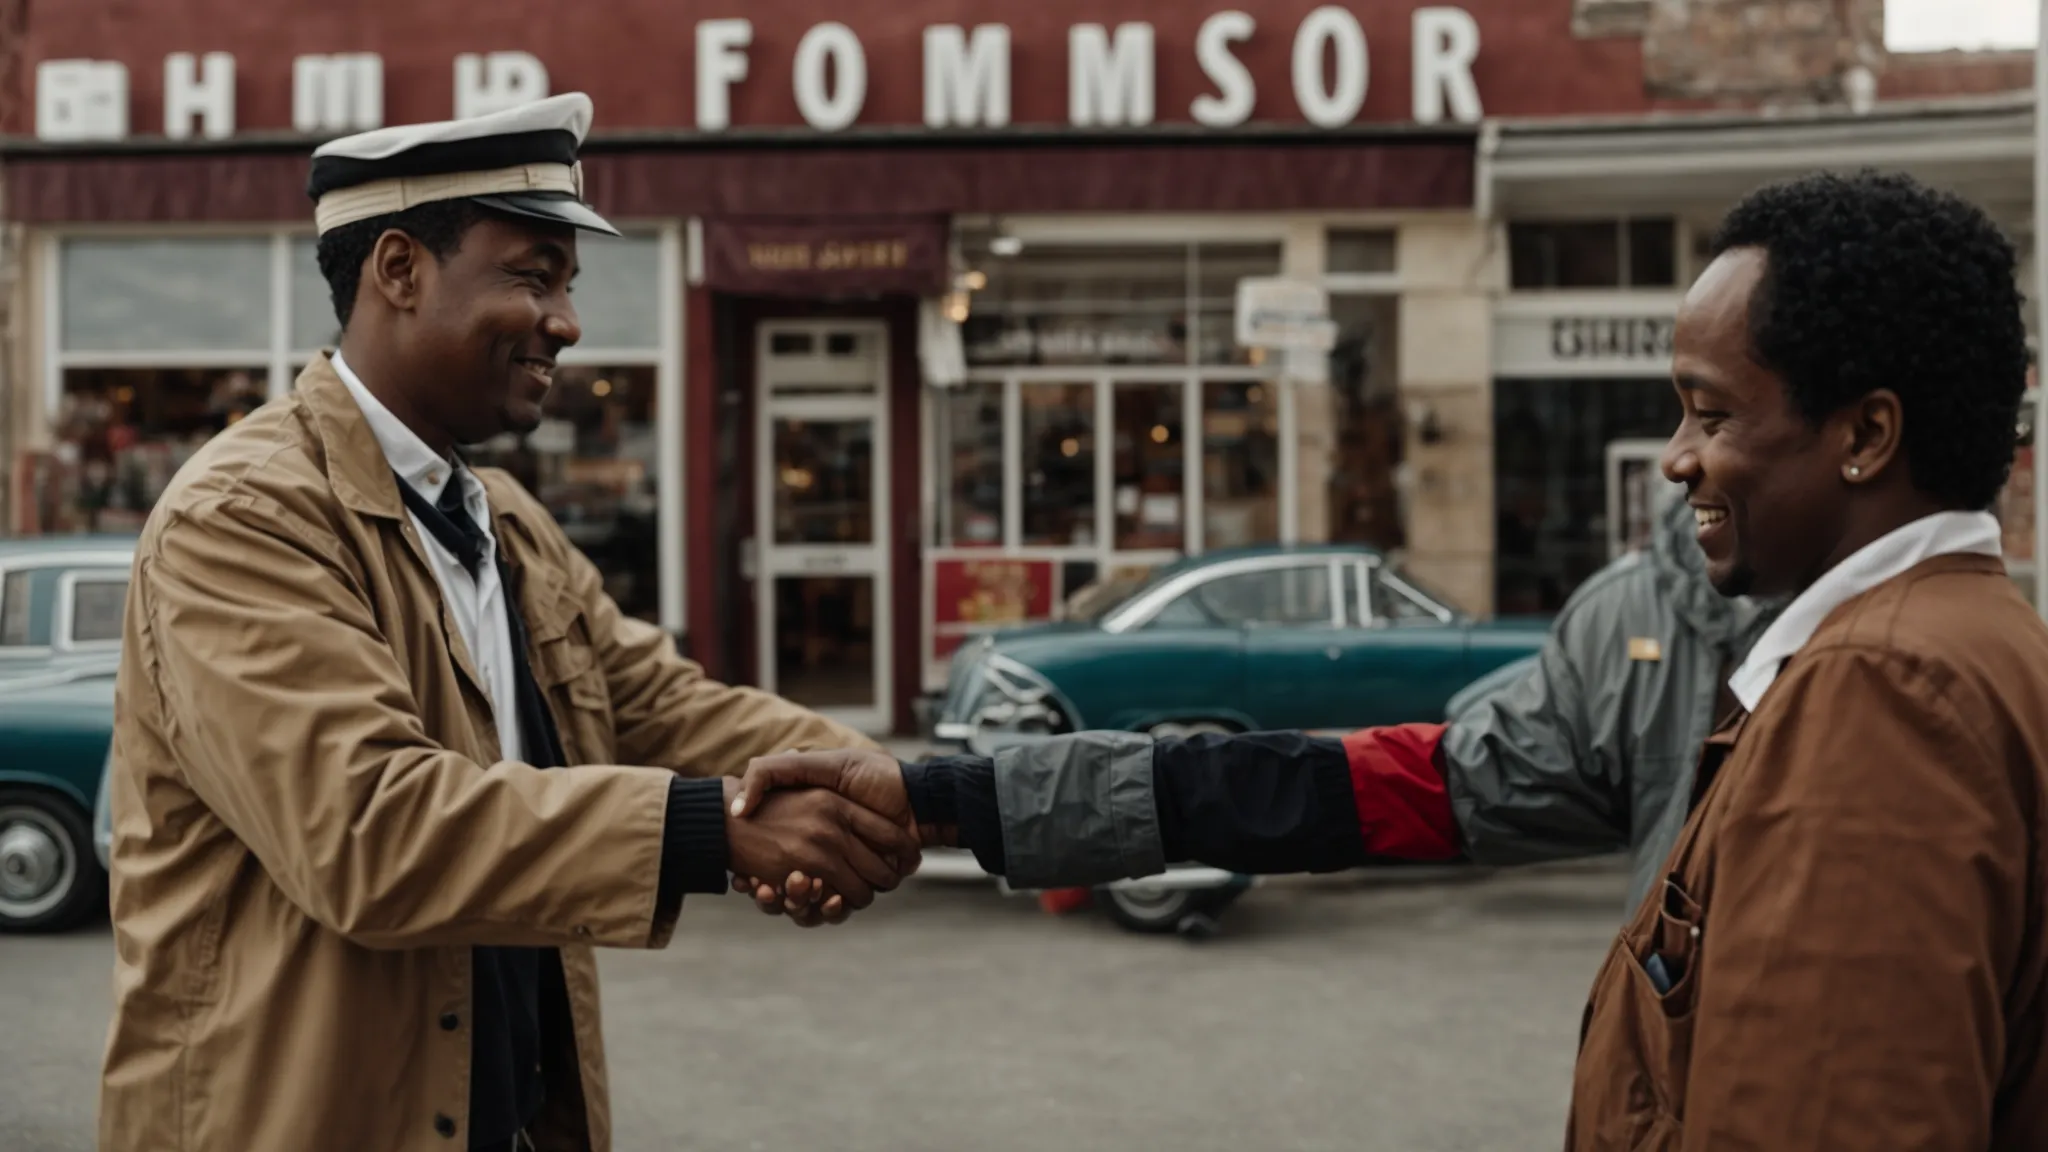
[{"xmin": 1064, "ymin": 570, "xmax": 1169, "ymax": 624}]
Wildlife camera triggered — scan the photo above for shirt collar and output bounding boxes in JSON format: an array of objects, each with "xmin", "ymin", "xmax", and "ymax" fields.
[
  {"xmin": 1726, "ymin": 509, "xmax": 2003, "ymax": 712},
  {"xmin": 330, "ymin": 351, "xmax": 491, "ymax": 528}
]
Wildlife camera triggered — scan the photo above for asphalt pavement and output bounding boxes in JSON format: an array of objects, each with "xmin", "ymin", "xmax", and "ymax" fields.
[{"xmin": 0, "ymin": 859, "xmax": 1628, "ymax": 1152}]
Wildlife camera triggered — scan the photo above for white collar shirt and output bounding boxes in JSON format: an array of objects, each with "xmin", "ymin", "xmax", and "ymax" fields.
[
  {"xmin": 331, "ymin": 351, "xmax": 523, "ymax": 764},
  {"xmin": 1726, "ymin": 509, "xmax": 2004, "ymax": 713}
]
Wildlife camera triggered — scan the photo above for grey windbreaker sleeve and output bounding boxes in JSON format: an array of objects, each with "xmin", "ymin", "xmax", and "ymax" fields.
[
  {"xmin": 1434, "ymin": 594, "xmax": 1633, "ymax": 867},
  {"xmin": 993, "ymin": 731, "xmax": 1167, "ymax": 888}
]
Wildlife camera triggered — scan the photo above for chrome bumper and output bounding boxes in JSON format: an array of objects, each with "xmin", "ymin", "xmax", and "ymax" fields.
[{"xmin": 912, "ymin": 848, "xmax": 1252, "ymax": 893}]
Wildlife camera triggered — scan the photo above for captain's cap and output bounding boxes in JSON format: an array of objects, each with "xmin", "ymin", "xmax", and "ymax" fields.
[{"xmin": 307, "ymin": 93, "xmax": 619, "ymax": 237}]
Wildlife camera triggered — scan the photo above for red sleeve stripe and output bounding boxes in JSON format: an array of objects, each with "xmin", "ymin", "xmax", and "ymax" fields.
[{"xmin": 1341, "ymin": 724, "xmax": 1461, "ymax": 861}]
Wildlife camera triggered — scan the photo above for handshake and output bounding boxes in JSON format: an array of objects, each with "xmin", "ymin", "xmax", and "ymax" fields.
[{"xmin": 720, "ymin": 749, "xmax": 950, "ymax": 927}]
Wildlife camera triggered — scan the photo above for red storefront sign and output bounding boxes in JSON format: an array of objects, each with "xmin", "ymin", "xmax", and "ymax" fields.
[
  {"xmin": 702, "ymin": 217, "xmax": 951, "ymax": 297},
  {"xmin": 930, "ymin": 556, "xmax": 1057, "ymax": 662}
]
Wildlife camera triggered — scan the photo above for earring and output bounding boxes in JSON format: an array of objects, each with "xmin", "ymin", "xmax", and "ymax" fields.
[{"xmin": 1848, "ymin": 466, "xmax": 1862, "ymax": 479}]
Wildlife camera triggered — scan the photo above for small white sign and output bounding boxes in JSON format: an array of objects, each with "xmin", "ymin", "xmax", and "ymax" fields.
[
  {"xmin": 527, "ymin": 419, "xmax": 576, "ymax": 455},
  {"xmin": 1235, "ymin": 278, "xmax": 1337, "ymax": 351}
]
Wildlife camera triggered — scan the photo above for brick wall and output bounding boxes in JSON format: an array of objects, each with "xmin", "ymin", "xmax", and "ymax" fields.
[{"xmin": 1639, "ymin": 0, "xmax": 1884, "ymax": 107}]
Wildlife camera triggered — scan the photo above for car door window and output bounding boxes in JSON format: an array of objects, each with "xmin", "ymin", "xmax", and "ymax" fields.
[
  {"xmin": 0, "ymin": 572, "xmax": 31, "ymax": 647},
  {"xmin": 1373, "ymin": 569, "xmax": 1448, "ymax": 625},
  {"xmin": 1143, "ymin": 592, "xmax": 1219, "ymax": 629},
  {"xmin": 1193, "ymin": 564, "xmax": 1334, "ymax": 627},
  {"xmin": 67, "ymin": 578, "xmax": 130, "ymax": 645}
]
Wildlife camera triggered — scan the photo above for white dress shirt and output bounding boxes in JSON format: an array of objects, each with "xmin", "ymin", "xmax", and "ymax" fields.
[
  {"xmin": 332, "ymin": 352, "xmax": 524, "ymax": 764},
  {"xmin": 1726, "ymin": 509, "xmax": 2004, "ymax": 712}
]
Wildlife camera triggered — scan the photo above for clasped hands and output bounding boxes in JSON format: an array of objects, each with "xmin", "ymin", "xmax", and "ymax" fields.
[{"xmin": 721, "ymin": 749, "xmax": 952, "ymax": 927}]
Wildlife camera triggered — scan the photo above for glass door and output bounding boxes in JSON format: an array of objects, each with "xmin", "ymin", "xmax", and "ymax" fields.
[{"xmin": 755, "ymin": 321, "xmax": 892, "ymax": 734}]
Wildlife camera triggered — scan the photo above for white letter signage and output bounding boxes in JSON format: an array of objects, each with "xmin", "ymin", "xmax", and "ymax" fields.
[
  {"xmin": 293, "ymin": 53, "xmax": 384, "ymax": 133},
  {"xmin": 1191, "ymin": 11, "xmax": 1257, "ymax": 128},
  {"xmin": 454, "ymin": 51, "xmax": 547, "ymax": 119},
  {"xmin": 1291, "ymin": 7, "xmax": 1368, "ymax": 128},
  {"xmin": 923, "ymin": 24, "xmax": 1011, "ymax": 128},
  {"xmin": 1412, "ymin": 7, "xmax": 1482, "ymax": 124},
  {"xmin": 36, "ymin": 60, "xmax": 128, "ymax": 142},
  {"xmin": 793, "ymin": 22, "xmax": 867, "ymax": 131},
  {"xmin": 1069, "ymin": 22, "xmax": 1155, "ymax": 127},
  {"xmin": 696, "ymin": 19, "xmax": 753, "ymax": 131},
  {"xmin": 164, "ymin": 51, "xmax": 236, "ymax": 140}
]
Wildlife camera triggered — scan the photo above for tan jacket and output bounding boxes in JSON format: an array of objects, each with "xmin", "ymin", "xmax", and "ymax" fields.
[
  {"xmin": 1567, "ymin": 554, "xmax": 2048, "ymax": 1150},
  {"xmin": 101, "ymin": 356, "xmax": 877, "ymax": 1152}
]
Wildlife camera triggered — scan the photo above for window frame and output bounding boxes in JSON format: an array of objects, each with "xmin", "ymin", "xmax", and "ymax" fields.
[
  {"xmin": 53, "ymin": 570, "xmax": 130, "ymax": 650},
  {"xmin": 0, "ymin": 555, "xmax": 134, "ymax": 655},
  {"xmin": 1101, "ymin": 552, "xmax": 1345, "ymax": 634},
  {"xmin": 39, "ymin": 220, "xmax": 690, "ymax": 632}
]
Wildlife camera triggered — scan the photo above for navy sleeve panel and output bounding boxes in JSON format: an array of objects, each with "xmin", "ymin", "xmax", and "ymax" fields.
[
  {"xmin": 1152, "ymin": 731, "xmax": 1367, "ymax": 874},
  {"xmin": 903, "ymin": 756, "xmax": 1008, "ymax": 875},
  {"xmin": 906, "ymin": 732, "xmax": 1365, "ymax": 880}
]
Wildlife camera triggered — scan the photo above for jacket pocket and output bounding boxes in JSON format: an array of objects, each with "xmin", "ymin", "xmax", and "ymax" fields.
[
  {"xmin": 1619, "ymin": 875, "xmax": 1703, "ymax": 1120},
  {"xmin": 531, "ymin": 625, "xmax": 615, "ymax": 764}
]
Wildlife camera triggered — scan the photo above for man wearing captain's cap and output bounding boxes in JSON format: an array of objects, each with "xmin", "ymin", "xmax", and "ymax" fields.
[{"xmin": 99, "ymin": 93, "xmax": 913, "ymax": 1152}]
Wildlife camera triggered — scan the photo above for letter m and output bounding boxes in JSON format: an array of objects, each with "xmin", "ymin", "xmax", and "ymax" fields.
[
  {"xmin": 1069, "ymin": 23, "xmax": 1155, "ymax": 127},
  {"xmin": 293, "ymin": 54, "xmax": 384, "ymax": 133},
  {"xmin": 924, "ymin": 25, "xmax": 1011, "ymax": 128}
]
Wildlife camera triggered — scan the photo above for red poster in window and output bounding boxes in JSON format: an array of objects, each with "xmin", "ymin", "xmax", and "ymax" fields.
[{"xmin": 933, "ymin": 558, "xmax": 1055, "ymax": 627}]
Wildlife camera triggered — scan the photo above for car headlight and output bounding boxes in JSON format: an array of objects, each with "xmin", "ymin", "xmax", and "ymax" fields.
[{"xmin": 935, "ymin": 653, "xmax": 1074, "ymax": 739}]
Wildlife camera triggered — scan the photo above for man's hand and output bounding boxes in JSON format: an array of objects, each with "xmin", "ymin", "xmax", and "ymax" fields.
[
  {"xmin": 720, "ymin": 776, "xmax": 919, "ymax": 913},
  {"xmin": 728, "ymin": 749, "xmax": 944, "ymax": 926}
]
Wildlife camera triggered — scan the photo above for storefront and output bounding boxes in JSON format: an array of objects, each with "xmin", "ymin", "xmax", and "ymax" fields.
[
  {"xmin": 10, "ymin": 224, "xmax": 684, "ymax": 627},
  {"xmin": 1485, "ymin": 96, "xmax": 2038, "ymax": 611},
  {"xmin": 7, "ymin": 0, "xmax": 2030, "ymax": 734}
]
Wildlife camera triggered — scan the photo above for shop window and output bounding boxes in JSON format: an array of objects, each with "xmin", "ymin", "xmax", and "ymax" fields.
[
  {"xmin": 1112, "ymin": 383, "xmax": 1185, "ymax": 551},
  {"xmin": 466, "ymin": 364, "xmax": 662, "ymax": 622},
  {"xmin": 1326, "ymin": 229, "xmax": 1398, "ymax": 275},
  {"xmin": 1509, "ymin": 218, "xmax": 1677, "ymax": 290},
  {"xmin": 288, "ymin": 230, "xmax": 664, "ymax": 359},
  {"xmin": 42, "ymin": 368, "xmax": 268, "ymax": 534},
  {"xmin": 1494, "ymin": 376, "xmax": 1684, "ymax": 615},
  {"xmin": 767, "ymin": 416, "xmax": 874, "ymax": 545},
  {"xmin": 934, "ymin": 384, "xmax": 1003, "ymax": 547},
  {"xmin": 1020, "ymin": 382, "xmax": 1097, "ymax": 546},
  {"xmin": 1326, "ymin": 294, "xmax": 1406, "ymax": 549},
  {"xmin": 956, "ymin": 234, "xmax": 1282, "ymax": 369},
  {"xmin": 61, "ymin": 238, "xmax": 272, "ymax": 352},
  {"xmin": 568, "ymin": 232, "xmax": 664, "ymax": 351},
  {"xmin": 290, "ymin": 236, "xmax": 341, "ymax": 353},
  {"xmin": 1194, "ymin": 244, "xmax": 1286, "ymax": 366},
  {"xmin": 1202, "ymin": 381, "xmax": 1281, "ymax": 548}
]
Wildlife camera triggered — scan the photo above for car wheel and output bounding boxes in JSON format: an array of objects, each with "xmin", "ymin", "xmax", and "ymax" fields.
[
  {"xmin": 1098, "ymin": 881, "xmax": 1248, "ymax": 938},
  {"xmin": 1145, "ymin": 720, "xmax": 1237, "ymax": 740},
  {"xmin": 0, "ymin": 788, "xmax": 106, "ymax": 933}
]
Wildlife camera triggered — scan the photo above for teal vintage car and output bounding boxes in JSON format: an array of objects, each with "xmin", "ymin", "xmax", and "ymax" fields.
[
  {"xmin": 0, "ymin": 535, "xmax": 134, "ymax": 931},
  {"xmin": 0, "ymin": 664, "xmax": 116, "ymax": 931},
  {"xmin": 0, "ymin": 535, "xmax": 137, "ymax": 687},
  {"xmin": 932, "ymin": 545, "xmax": 1550, "ymax": 747}
]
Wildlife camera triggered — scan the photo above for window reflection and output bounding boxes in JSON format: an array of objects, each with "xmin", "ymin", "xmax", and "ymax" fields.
[
  {"xmin": 1021, "ymin": 383, "xmax": 1096, "ymax": 546},
  {"xmin": 1113, "ymin": 383, "xmax": 1183, "ymax": 550},
  {"xmin": 38, "ymin": 368, "xmax": 268, "ymax": 534},
  {"xmin": 1202, "ymin": 381, "xmax": 1280, "ymax": 548},
  {"xmin": 936, "ymin": 384, "xmax": 1002, "ymax": 547},
  {"xmin": 770, "ymin": 418, "xmax": 874, "ymax": 545},
  {"xmin": 1326, "ymin": 295, "xmax": 1405, "ymax": 550},
  {"xmin": 467, "ymin": 364, "xmax": 661, "ymax": 622}
]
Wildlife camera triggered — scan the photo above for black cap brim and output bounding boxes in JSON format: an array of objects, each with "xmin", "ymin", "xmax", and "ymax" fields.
[{"xmin": 469, "ymin": 190, "xmax": 621, "ymax": 237}]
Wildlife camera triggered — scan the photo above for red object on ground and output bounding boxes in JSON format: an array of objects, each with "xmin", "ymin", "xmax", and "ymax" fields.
[
  {"xmin": 1342, "ymin": 724, "xmax": 1462, "ymax": 860},
  {"xmin": 1038, "ymin": 888, "xmax": 1093, "ymax": 915}
]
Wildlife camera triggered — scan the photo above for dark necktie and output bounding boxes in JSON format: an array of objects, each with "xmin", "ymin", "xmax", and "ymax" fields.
[{"xmin": 391, "ymin": 469, "xmax": 570, "ymax": 1149}]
